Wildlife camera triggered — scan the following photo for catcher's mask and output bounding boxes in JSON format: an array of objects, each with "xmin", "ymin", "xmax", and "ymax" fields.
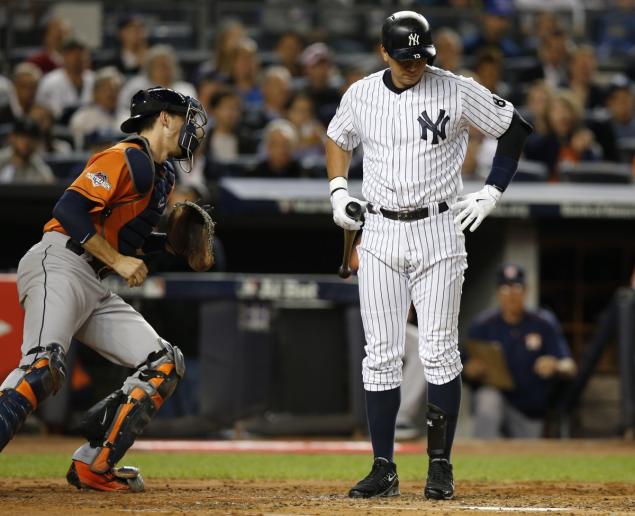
[{"xmin": 121, "ymin": 87, "xmax": 207, "ymax": 173}]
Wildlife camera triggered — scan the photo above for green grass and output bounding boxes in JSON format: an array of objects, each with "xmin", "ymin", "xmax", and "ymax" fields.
[{"xmin": 1, "ymin": 453, "xmax": 634, "ymax": 483}]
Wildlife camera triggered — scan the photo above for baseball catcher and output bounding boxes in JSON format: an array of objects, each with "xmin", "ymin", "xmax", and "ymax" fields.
[{"xmin": 0, "ymin": 87, "xmax": 213, "ymax": 492}]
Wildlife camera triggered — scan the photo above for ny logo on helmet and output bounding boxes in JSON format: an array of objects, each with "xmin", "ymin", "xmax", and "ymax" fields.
[
  {"xmin": 418, "ymin": 109, "xmax": 450, "ymax": 145},
  {"xmin": 409, "ymin": 33, "xmax": 420, "ymax": 46}
]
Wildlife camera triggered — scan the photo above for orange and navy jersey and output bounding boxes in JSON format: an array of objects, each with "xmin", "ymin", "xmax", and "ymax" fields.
[{"xmin": 44, "ymin": 137, "xmax": 175, "ymax": 254}]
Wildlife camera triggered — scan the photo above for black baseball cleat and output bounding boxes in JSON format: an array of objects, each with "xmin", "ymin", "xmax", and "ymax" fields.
[
  {"xmin": 348, "ymin": 457, "xmax": 400, "ymax": 498},
  {"xmin": 424, "ymin": 458, "xmax": 454, "ymax": 500}
]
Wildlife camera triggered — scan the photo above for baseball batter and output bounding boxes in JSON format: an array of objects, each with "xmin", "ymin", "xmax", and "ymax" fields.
[
  {"xmin": 327, "ymin": 11, "xmax": 532, "ymax": 499},
  {"xmin": 0, "ymin": 87, "xmax": 212, "ymax": 492}
]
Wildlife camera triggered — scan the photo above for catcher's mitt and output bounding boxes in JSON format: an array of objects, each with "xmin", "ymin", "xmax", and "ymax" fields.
[{"xmin": 166, "ymin": 200, "xmax": 216, "ymax": 272}]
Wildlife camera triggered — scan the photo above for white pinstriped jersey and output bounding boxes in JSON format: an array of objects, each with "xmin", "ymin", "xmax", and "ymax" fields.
[{"xmin": 327, "ymin": 66, "xmax": 514, "ymax": 210}]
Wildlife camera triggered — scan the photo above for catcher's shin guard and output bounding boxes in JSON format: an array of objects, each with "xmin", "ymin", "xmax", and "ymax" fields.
[
  {"xmin": 0, "ymin": 344, "xmax": 67, "ymax": 451},
  {"xmin": 78, "ymin": 340, "xmax": 184, "ymax": 473}
]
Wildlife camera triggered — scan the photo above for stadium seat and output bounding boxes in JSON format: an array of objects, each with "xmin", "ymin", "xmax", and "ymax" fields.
[{"xmin": 559, "ymin": 161, "xmax": 633, "ymax": 184}]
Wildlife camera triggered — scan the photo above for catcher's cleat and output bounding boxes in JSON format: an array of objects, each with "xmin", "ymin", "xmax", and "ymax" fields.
[
  {"xmin": 424, "ymin": 458, "xmax": 454, "ymax": 500},
  {"xmin": 66, "ymin": 460, "xmax": 145, "ymax": 492},
  {"xmin": 348, "ymin": 457, "xmax": 400, "ymax": 498}
]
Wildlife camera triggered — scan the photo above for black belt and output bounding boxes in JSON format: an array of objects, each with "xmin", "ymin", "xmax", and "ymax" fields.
[
  {"xmin": 65, "ymin": 238, "xmax": 112, "ymax": 279},
  {"xmin": 374, "ymin": 201, "xmax": 449, "ymax": 221}
]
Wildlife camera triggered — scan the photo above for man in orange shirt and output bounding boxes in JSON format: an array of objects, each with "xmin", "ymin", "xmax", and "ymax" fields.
[{"xmin": 0, "ymin": 87, "xmax": 207, "ymax": 492}]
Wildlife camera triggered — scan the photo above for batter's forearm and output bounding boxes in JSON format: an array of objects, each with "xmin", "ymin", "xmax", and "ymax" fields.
[
  {"xmin": 326, "ymin": 137, "xmax": 353, "ymax": 181},
  {"xmin": 82, "ymin": 234, "xmax": 124, "ymax": 268}
]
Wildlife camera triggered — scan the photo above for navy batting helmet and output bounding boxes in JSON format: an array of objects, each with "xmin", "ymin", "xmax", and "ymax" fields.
[{"xmin": 382, "ymin": 11, "xmax": 436, "ymax": 64}]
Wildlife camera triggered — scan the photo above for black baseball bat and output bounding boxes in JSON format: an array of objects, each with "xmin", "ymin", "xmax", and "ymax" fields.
[{"xmin": 337, "ymin": 201, "xmax": 363, "ymax": 279}]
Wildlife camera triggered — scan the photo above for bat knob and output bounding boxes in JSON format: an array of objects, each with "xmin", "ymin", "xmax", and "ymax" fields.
[
  {"xmin": 345, "ymin": 201, "xmax": 363, "ymax": 221},
  {"xmin": 338, "ymin": 265, "xmax": 351, "ymax": 279}
]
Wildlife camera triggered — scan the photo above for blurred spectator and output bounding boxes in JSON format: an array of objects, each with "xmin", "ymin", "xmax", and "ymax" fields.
[
  {"xmin": 523, "ymin": 11, "xmax": 562, "ymax": 55},
  {"xmin": 433, "ymin": 28, "xmax": 466, "ymax": 74},
  {"xmin": 28, "ymin": 17, "xmax": 71, "ymax": 74},
  {"xmin": 204, "ymin": 91, "xmax": 250, "ymax": 168},
  {"xmin": 520, "ymin": 80, "xmax": 554, "ymax": 136},
  {"xmin": 118, "ymin": 45, "xmax": 196, "ymax": 118},
  {"xmin": 564, "ymin": 45, "xmax": 605, "ymax": 110},
  {"xmin": 0, "ymin": 63, "xmax": 42, "ymax": 125},
  {"xmin": 524, "ymin": 90, "xmax": 602, "ymax": 177},
  {"xmin": 274, "ymin": 31, "xmax": 305, "ymax": 79},
  {"xmin": 300, "ymin": 43, "xmax": 341, "ymax": 127},
  {"xmin": 29, "ymin": 104, "xmax": 73, "ymax": 155},
  {"xmin": 472, "ymin": 48, "xmax": 510, "ymax": 98},
  {"xmin": 463, "ymin": 264, "xmax": 576, "ymax": 439},
  {"xmin": 70, "ymin": 67, "xmax": 123, "ymax": 150},
  {"xmin": 110, "ymin": 15, "xmax": 148, "ymax": 77},
  {"xmin": 251, "ymin": 119, "xmax": 303, "ymax": 177},
  {"xmin": 604, "ymin": 76, "xmax": 635, "ymax": 141},
  {"xmin": 244, "ymin": 66, "xmax": 292, "ymax": 130},
  {"xmin": 594, "ymin": 0, "xmax": 635, "ymax": 59},
  {"xmin": 521, "ymin": 30, "xmax": 570, "ymax": 89},
  {"xmin": 196, "ymin": 20, "xmax": 246, "ymax": 82},
  {"xmin": 340, "ymin": 65, "xmax": 365, "ymax": 95},
  {"xmin": 35, "ymin": 38, "xmax": 94, "ymax": 123},
  {"xmin": 286, "ymin": 93, "xmax": 325, "ymax": 159},
  {"xmin": 463, "ymin": 0, "xmax": 521, "ymax": 57},
  {"xmin": 229, "ymin": 38, "xmax": 263, "ymax": 110},
  {"xmin": 0, "ymin": 118, "xmax": 55, "ymax": 184}
]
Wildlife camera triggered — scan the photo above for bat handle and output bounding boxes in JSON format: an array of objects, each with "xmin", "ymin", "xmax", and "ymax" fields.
[{"xmin": 337, "ymin": 202, "xmax": 363, "ymax": 279}]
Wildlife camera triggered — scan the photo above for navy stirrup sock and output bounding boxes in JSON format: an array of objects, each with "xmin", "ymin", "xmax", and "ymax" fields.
[
  {"xmin": 365, "ymin": 387, "xmax": 401, "ymax": 462},
  {"xmin": 427, "ymin": 375, "xmax": 461, "ymax": 460}
]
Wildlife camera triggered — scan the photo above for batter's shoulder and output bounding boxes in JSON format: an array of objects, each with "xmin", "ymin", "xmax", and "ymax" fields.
[{"xmin": 345, "ymin": 69, "xmax": 385, "ymax": 95}]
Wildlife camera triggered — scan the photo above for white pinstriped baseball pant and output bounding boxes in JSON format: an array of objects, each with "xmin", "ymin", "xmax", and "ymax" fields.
[{"xmin": 358, "ymin": 206, "xmax": 466, "ymax": 390}]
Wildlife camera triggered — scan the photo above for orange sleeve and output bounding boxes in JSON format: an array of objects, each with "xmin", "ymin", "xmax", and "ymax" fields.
[{"xmin": 67, "ymin": 150, "xmax": 130, "ymax": 208}]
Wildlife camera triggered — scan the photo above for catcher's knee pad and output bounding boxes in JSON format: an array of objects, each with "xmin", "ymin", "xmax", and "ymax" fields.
[
  {"xmin": 0, "ymin": 344, "xmax": 67, "ymax": 451},
  {"xmin": 80, "ymin": 340, "xmax": 184, "ymax": 473}
]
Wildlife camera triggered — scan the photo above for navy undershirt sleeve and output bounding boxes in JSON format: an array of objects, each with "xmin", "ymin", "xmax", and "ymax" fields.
[
  {"xmin": 485, "ymin": 110, "xmax": 533, "ymax": 192},
  {"xmin": 52, "ymin": 190, "xmax": 98, "ymax": 244}
]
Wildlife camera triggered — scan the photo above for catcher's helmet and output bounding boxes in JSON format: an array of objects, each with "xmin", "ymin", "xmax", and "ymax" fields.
[
  {"xmin": 120, "ymin": 87, "xmax": 207, "ymax": 172},
  {"xmin": 382, "ymin": 11, "xmax": 436, "ymax": 63}
]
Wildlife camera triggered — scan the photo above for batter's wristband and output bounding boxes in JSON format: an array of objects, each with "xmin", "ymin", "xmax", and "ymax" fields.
[{"xmin": 329, "ymin": 176, "xmax": 348, "ymax": 197}]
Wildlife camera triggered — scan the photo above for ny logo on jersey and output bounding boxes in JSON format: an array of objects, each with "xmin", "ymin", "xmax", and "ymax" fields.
[
  {"xmin": 408, "ymin": 33, "xmax": 419, "ymax": 46},
  {"xmin": 417, "ymin": 109, "xmax": 450, "ymax": 144}
]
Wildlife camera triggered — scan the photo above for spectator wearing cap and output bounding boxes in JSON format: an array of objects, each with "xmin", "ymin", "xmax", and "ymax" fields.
[
  {"xmin": 250, "ymin": 119, "xmax": 304, "ymax": 178},
  {"xmin": 0, "ymin": 117, "xmax": 55, "ymax": 184},
  {"xmin": 300, "ymin": 43, "xmax": 342, "ymax": 127},
  {"xmin": 110, "ymin": 16, "xmax": 148, "ymax": 77},
  {"xmin": 70, "ymin": 66, "xmax": 124, "ymax": 150},
  {"xmin": 117, "ymin": 44, "xmax": 196, "ymax": 122},
  {"xmin": 462, "ymin": 0, "xmax": 521, "ymax": 58},
  {"xmin": 462, "ymin": 264, "xmax": 576, "ymax": 439},
  {"xmin": 34, "ymin": 38, "xmax": 94, "ymax": 123},
  {"xmin": 0, "ymin": 62, "xmax": 42, "ymax": 125},
  {"xmin": 27, "ymin": 17, "xmax": 72, "ymax": 74}
]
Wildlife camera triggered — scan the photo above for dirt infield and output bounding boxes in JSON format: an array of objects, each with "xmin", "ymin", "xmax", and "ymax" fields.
[
  {"xmin": 1, "ymin": 437, "xmax": 634, "ymax": 515},
  {"xmin": 0, "ymin": 478, "xmax": 633, "ymax": 515}
]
